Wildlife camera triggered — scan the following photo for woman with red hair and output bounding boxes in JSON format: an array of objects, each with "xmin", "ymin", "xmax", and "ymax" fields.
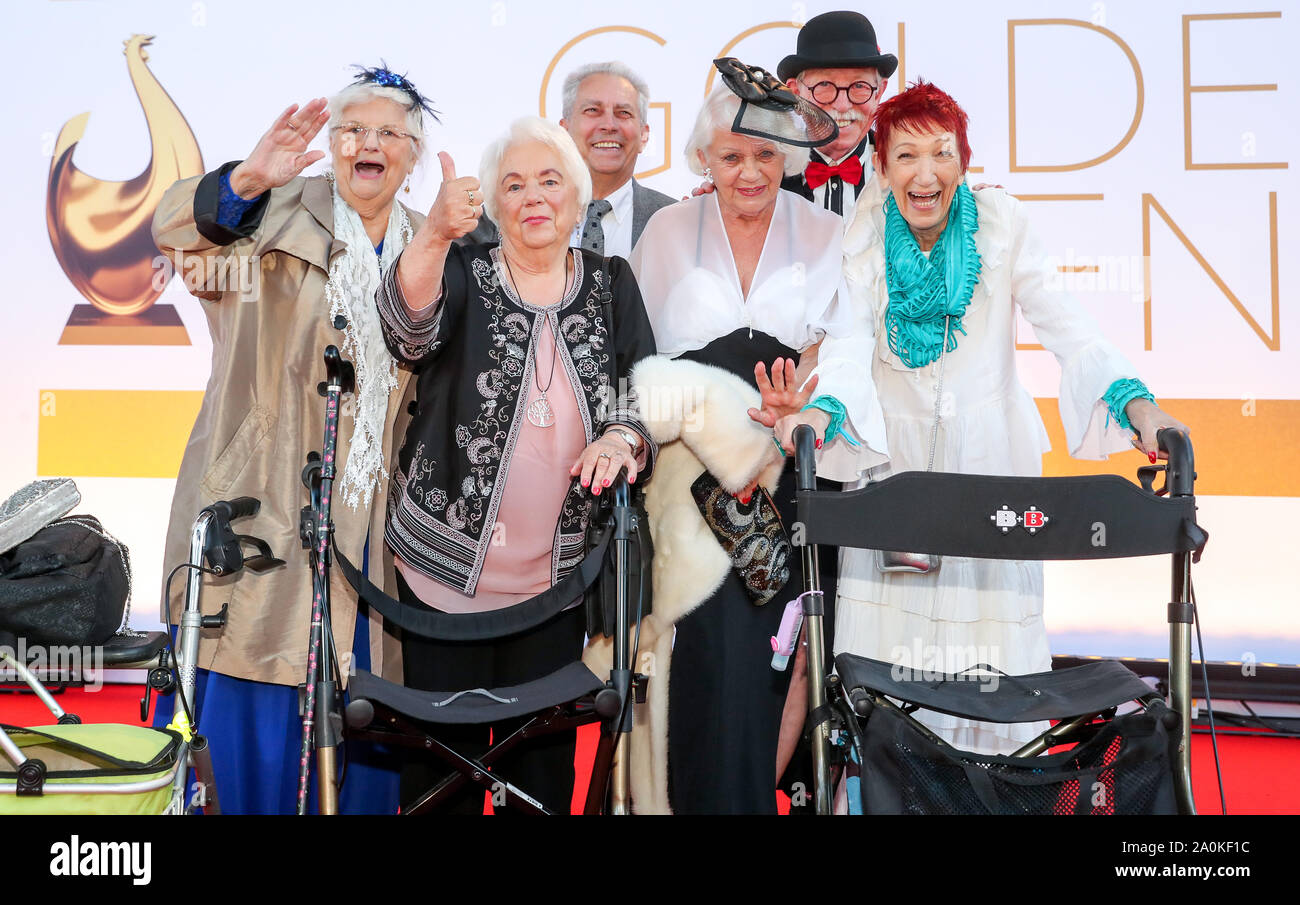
[{"xmin": 771, "ymin": 81, "xmax": 1189, "ymax": 755}]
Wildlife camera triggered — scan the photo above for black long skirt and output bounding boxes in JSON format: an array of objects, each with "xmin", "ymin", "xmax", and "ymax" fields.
[{"xmin": 668, "ymin": 330, "xmax": 838, "ymax": 815}]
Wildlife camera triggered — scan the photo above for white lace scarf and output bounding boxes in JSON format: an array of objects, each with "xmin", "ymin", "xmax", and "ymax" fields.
[{"xmin": 323, "ymin": 178, "xmax": 412, "ymax": 510}]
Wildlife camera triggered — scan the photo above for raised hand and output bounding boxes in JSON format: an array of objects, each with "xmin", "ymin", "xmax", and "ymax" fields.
[
  {"xmin": 424, "ymin": 152, "xmax": 483, "ymax": 243},
  {"xmin": 747, "ymin": 357, "xmax": 819, "ymax": 428},
  {"xmin": 230, "ymin": 99, "xmax": 330, "ymax": 198}
]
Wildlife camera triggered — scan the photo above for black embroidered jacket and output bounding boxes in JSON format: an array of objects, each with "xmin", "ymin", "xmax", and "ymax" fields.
[{"xmin": 376, "ymin": 244, "xmax": 657, "ymax": 596}]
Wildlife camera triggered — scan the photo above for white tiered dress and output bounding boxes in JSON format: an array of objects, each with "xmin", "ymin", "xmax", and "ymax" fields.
[{"xmin": 824, "ymin": 180, "xmax": 1147, "ymax": 754}]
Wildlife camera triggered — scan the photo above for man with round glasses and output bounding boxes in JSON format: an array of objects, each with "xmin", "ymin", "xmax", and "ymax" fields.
[{"xmin": 777, "ymin": 11, "xmax": 897, "ymax": 219}]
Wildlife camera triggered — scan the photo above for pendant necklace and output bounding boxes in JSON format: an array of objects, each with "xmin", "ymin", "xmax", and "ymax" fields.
[{"xmin": 504, "ymin": 251, "xmax": 572, "ymax": 429}]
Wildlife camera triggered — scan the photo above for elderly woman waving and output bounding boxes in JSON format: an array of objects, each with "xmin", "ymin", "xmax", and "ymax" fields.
[
  {"xmin": 783, "ymin": 82, "xmax": 1190, "ymax": 756},
  {"xmin": 375, "ymin": 117, "xmax": 657, "ymax": 813},
  {"xmin": 153, "ymin": 66, "xmax": 434, "ymax": 813}
]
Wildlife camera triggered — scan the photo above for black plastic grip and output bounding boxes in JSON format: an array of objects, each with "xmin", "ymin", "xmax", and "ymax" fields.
[
  {"xmin": 1157, "ymin": 428, "xmax": 1195, "ymax": 497},
  {"xmin": 323, "ymin": 345, "xmax": 356, "ymax": 395},
  {"xmin": 794, "ymin": 424, "xmax": 818, "ymax": 493},
  {"xmin": 212, "ymin": 497, "xmax": 260, "ymax": 521}
]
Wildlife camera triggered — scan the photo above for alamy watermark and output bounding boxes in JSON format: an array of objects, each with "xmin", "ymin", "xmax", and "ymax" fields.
[
  {"xmin": 1043, "ymin": 251, "xmax": 1147, "ymax": 303},
  {"xmin": 889, "ymin": 640, "xmax": 1003, "ymax": 692},
  {"xmin": 151, "ymin": 250, "xmax": 261, "ymax": 301},
  {"xmin": 0, "ymin": 638, "xmax": 105, "ymax": 691},
  {"xmin": 49, "ymin": 835, "xmax": 151, "ymax": 885},
  {"xmin": 596, "ymin": 377, "xmax": 708, "ymax": 435}
]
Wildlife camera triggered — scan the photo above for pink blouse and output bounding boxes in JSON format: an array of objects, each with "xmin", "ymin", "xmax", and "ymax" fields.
[{"xmin": 396, "ymin": 315, "xmax": 588, "ymax": 613}]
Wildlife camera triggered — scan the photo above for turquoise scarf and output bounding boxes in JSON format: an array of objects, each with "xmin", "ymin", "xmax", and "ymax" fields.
[{"xmin": 882, "ymin": 182, "xmax": 982, "ymax": 368}]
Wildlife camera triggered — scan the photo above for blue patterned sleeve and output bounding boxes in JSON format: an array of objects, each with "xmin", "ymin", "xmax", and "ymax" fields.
[
  {"xmin": 1102, "ymin": 378, "xmax": 1156, "ymax": 432},
  {"xmin": 216, "ymin": 170, "xmax": 262, "ymax": 229}
]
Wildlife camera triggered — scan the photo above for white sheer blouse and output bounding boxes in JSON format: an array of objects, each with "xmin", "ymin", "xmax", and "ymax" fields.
[{"xmin": 629, "ymin": 192, "xmax": 849, "ymax": 356}]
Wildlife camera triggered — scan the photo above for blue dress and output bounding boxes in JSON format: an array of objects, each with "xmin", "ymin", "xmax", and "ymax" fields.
[{"xmin": 153, "ymin": 553, "xmax": 402, "ymax": 814}]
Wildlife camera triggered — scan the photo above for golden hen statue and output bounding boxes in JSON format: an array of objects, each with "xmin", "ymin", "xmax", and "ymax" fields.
[{"xmin": 47, "ymin": 34, "xmax": 203, "ymax": 343}]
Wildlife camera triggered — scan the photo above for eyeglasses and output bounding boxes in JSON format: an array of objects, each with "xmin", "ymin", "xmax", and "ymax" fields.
[
  {"xmin": 801, "ymin": 79, "xmax": 880, "ymax": 106},
  {"xmin": 333, "ymin": 123, "xmax": 415, "ymax": 148}
]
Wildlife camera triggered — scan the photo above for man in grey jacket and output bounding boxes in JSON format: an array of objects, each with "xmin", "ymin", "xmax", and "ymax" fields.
[{"xmin": 466, "ymin": 61, "xmax": 674, "ymax": 256}]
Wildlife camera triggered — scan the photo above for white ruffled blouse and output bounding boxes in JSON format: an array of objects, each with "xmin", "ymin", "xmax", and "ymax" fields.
[{"xmin": 826, "ymin": 178, "xmax": 1147, "ymax": 754}]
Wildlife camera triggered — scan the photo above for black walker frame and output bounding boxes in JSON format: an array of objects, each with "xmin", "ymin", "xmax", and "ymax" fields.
[
  {"xmin": 335, "ymin": 478, "xmax": 645, "ymax": 815},
  {"xmin": 298, "ymin": 343, "xmax": 647, "ymax": 815},
  {"xmin": 791, "ymin": 425, "xmax": 1207, "ymax": 815}
]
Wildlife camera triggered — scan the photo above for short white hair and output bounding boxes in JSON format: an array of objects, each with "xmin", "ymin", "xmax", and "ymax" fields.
[
  {"xmin": 479, "ymin": 117, "xmax": 593, "ymax": 224},
  {"xmin": 327, "ymin": 84, "xmax": 426, "ymax": 166},
  {"xmin": 683, "ymin": 84, "xmax": 808, "ymax": 178},
  {"xmin": 561, "ymin": 61, "xmax": 650, "ymax": 122}
]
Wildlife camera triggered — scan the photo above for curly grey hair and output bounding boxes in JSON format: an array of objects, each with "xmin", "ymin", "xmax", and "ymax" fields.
[
  {"xmin": 327, "ymin": 83, "xmax": 426, "ymax": 167},
  {"xmin": 478, "ymin": 117, "xmax": 593, "ymax": 225}
]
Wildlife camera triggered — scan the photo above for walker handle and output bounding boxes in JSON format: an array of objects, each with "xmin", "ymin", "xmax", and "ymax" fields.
[
  {"xmin": 210, "ymin": 496, "xmax": 260, "ymax": 522},
  {"xmin": 794, "ymin": 424, "xmax": 817, "ymax": 493},
  {"xmin": 1157, "ymin": 429, "xmax": 1195, "ymax": 498}
]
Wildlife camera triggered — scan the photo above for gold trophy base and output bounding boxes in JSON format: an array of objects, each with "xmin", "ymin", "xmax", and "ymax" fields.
[{"xmin": 59, "ymin": 304, "xmax": 190, "ymax": 346}]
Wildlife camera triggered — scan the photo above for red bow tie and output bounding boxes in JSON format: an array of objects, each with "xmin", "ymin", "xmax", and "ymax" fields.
[{"xmin": 805, "ymin": 157, "xmax": 863, "ymax": 190}]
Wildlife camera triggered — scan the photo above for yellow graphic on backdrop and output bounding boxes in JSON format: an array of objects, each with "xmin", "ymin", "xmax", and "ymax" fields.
[
  {"xmin": 38, "ymin": 390, "xmax": 204, "ymax": 478},
  {"xmin": 46, "ymin": 34, "xmax": 203, "ymax": 344}
]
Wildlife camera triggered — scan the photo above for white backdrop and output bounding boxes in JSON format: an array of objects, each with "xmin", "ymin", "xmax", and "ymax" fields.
[{"xmin": 3, "ymin": 0, "xmax": 1297, "ymax": 663}]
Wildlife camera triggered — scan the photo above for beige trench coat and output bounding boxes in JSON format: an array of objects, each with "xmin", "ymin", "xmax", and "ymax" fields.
[{"xmin": 154, "ymin": 169, "xmax": 420, "ymax": 686}]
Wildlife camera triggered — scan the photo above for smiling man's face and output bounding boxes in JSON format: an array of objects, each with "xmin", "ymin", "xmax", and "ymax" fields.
[{"xmin": 561, "ymin": 72, "xmax": 649, "ymax": 197}]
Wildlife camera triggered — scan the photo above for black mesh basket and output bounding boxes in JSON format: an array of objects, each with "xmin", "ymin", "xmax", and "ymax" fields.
[{"xmin": 857, "ymin": 702, "xmax": 1181, "ymax": 815}]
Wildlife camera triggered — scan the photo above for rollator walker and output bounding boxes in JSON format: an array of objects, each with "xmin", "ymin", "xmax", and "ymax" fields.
[
  {"xmin": 303, "ymin": 347, "xmax": 649, "ymax": 814},
  {"xmin": 791, "ymin": 425, "xmax": 1207, "ymax": 815},
  {"xmin": 0, "ymin": 496, "xmax": 279, "ymax": 815}
]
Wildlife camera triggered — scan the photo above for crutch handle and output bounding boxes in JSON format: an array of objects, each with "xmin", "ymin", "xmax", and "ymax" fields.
[{"xmin": 323, "ymin": 345, "xmax": 356, "ymax": 395}]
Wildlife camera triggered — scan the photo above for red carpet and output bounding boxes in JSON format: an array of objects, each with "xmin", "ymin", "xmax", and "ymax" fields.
[{"xmin": 4, "ymin": 683, "xmax": 1295, "ymax": 814}]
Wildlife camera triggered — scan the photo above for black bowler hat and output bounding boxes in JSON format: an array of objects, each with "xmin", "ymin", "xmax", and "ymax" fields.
[{"xmin": 777, "ymin": 11, "xmax": 898, "ymax": 82}]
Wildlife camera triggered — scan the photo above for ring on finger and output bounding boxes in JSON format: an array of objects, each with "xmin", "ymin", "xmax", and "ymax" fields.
[
  {"xmin": 467, "ymin": 189, "xmax": 476, "ymax": 204},
  {"xmin": 598, "ymin": 451, "xmax": 613, "ymax": 460}
]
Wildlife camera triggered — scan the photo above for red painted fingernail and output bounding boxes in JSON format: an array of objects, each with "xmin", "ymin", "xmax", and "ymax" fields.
[
  {"xmin": 1149, "ymin": 451, "xmax": 1157, "ymax": 464},
  {"xmin": 593, "ymin": 487, "xmax": 601, "ymax": 496},
  {"xmin": 740, "ymin": 494, "xmax": 751, "ymax": 505},
  {"xmin": 628, "ymin": 475, "xmax": 635, "ymax": 484},
  {"xmin": 582, "ymin": 479, "xmax": 590, "ymax": 487},
  {"xmin": 815, "ymin": 439, "xmax": 823, "ymax": 449}
]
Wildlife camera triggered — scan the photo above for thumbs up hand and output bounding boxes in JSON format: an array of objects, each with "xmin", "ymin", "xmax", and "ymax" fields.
[{"xmin": 426, "ymin": 151, "xmax": 483, "ymax": 242}]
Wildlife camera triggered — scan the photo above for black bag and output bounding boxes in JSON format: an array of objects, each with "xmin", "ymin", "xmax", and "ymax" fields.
[
  {"xmin": 856, "ymin": 702, "xmax": 1180, "ymax": 815},
  {"xmin": 690, "ymin": 470, "xmax": 790, "ymax": 606},
  {"xmin": 0, "ymin": 516, "xmax": 130, "ymax": 647}
]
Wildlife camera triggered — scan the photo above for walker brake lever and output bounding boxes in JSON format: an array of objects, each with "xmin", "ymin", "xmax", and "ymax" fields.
[
  {"xmin": 1137, "ymin": 464, "xmax": 1168, "ymax": 497},
  {"xmin": 237, "ymin": 535, "xmax": 285, "ymax": 573}
]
